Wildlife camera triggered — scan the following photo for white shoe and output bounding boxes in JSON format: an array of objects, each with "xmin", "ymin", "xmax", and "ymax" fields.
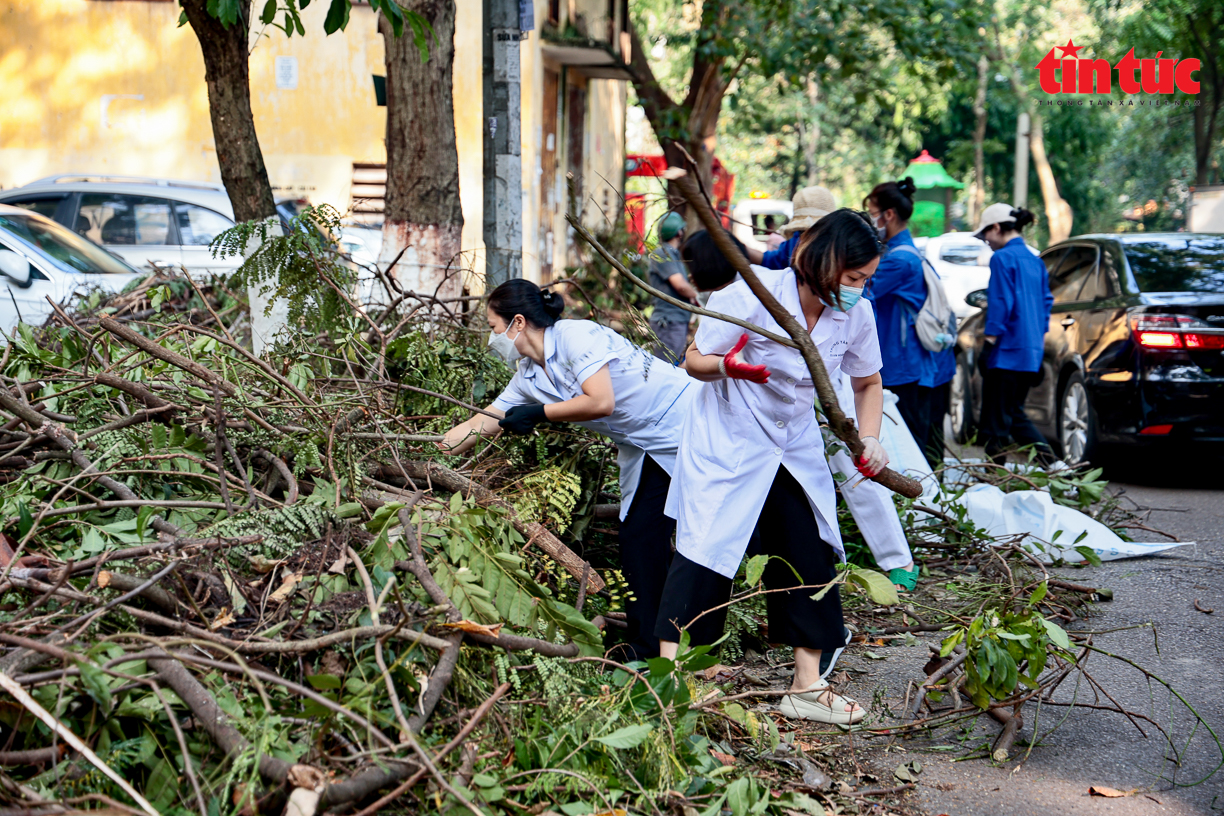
[{"xmin": 778, "ymin": 678, "xmax": 865, "ymax": 725}]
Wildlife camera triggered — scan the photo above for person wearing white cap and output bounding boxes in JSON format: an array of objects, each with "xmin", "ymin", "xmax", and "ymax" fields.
[
  {"xmin": 746, "ymin": 186, "xmax": 837, "ymax": 269},
  {"xmin": 972, "ymin": 204, "xmax": 1056, "ymax": 465}
]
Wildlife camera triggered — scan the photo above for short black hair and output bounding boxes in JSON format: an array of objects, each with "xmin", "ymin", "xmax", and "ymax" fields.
[
  {"xmin": 997, "ymin": 207, "xmax": 1036, "ymax": 233},
  {"xmin": 864, "ymin": 176, "xmax": 917, "ymax": 223},
  {"xmin": 792, "ymin": 209, "xmax": 883, "ymax": 308},
  {"xmin": 681, "ymin": 229, "xmax": 748, "ymax": 292},
  {"xmin": 487, "ymin": 279, "xmax": 564, "ymax": 328}
]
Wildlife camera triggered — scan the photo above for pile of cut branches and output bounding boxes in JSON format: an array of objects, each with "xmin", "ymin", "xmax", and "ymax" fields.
[{"xmin": 0, "ymin": 209, "xmax": 1215, "ymax": 816}]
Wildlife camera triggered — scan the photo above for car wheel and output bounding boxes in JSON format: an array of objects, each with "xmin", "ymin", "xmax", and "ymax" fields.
[
  {"xmin": 950, "ymin": 354, "xmax": 974, "ymax": 444},
  {"xmin": 1058, "ymin": 371, "xmax": 1097, "ymax": 466}
]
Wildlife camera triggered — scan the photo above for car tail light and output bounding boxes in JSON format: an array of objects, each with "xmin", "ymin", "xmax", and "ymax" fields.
[
  {"xmin": 1129, "ymin": 313, "xmax": 1223, "ymax": 350},
  {"xmin": 1140, "ymin": 424, "xmax": 1173, "ymax": 435}
]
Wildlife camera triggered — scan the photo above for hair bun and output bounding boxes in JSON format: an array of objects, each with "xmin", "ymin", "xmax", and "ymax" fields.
[
  {"xmin": 540, "ymin": 288, "xmax": 565, "ymax": 318},
  {"xmin": 1011, "ymin": 208, "xmax": 1036, "ymax": 229},
  {"xmin": 896, "ymin": 177, "xmax": 917, "ymax": 199}
]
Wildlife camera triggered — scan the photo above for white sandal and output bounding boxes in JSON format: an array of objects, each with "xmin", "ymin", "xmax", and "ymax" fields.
[{"xmin": 778, "ymin": 678, "xmax": 865, "ymax": 725}]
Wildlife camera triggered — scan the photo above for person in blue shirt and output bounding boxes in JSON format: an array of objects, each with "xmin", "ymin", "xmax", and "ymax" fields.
[
  {"xmin": 648, "ymin": 212, "xmax": 700, "ymax": 363},
  {"xmin": 745, "ymin": 186, "xmax": 836, "ymax": 269},
  {"xmin": 973, "ymin": 204, "xmax": 1056, "ymax": 465},
  {"xmin": 921, "ymin": 309, "xmax": 957, "ymax": 471},
  {"xmin": 862, "ymin": 177, "xmax": 934, "ymax": 454}
]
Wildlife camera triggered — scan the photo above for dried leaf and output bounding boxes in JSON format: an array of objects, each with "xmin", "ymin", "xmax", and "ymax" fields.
[
  {"xmin": 287, "ymin": 764, "xmax": 326, "ymax": 790},
  {"xmin": 441, "ymin": 620, "xmax": 504, "ymax": 637},
  {"xmin": 249, "ymin": 554, "xmax": 284, "ymax": 574},
  {"xmin": 1088, "ymin": 786, "xmax": 1134, "ymax": 798},
  {"xmin": 326, "ymin": 553, "xmax": 350, "ymax": 574},
  {"xmin": 701, "ymin": 663, "xmax": 737, "ymax": 681},
  {"xmin": 269, "ymin": 571, "xmax": 303, "ymax": 603},
  {"xmin": 710, "ymin": 750, "xmax": 736, "ymax": 766},
  {"xmin": 210, "ymin": 608, "xmax": 236, "ymax": 630}
]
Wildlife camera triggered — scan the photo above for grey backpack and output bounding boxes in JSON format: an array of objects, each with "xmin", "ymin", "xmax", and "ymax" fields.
[{"xmin": 891, "ymin": 243, "xmax": 957, "ymax": 353}]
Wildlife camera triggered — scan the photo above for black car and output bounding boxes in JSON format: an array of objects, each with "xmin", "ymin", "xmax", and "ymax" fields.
[{"xmin": 950, "ymin": 233, "xmax": 1224, "ymax": 465}]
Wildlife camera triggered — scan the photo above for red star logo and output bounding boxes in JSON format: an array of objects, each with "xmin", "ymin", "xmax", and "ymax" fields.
[{"xmin": 1058, "ymin": 39, "xmax": 1082, "ymax": 58}]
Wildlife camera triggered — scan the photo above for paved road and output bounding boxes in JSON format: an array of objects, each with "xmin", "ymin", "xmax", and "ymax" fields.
[{"xmin": 843, "ymin": 461, "xmax": 1224, "ymax": 815}]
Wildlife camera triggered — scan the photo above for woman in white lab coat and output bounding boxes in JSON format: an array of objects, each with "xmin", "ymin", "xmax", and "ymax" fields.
[
  {"xmin": 658, "ymin": 210, "xmax": 888, "ymax": 725},
  {"xmin": 439, "ymin": 279, "xmax": 696, "ymax": 661}
]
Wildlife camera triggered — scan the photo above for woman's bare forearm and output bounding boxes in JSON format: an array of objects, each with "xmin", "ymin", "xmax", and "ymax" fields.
[
  {"xmin": 685, "ymin": 347, "xmax": 725, "ymax": 382},
  {"xmin": 850, "ymin": 375, "xmax": 884, "ymax": 439},
  {"xmin": 438, "ymin": 407, "xmax": 504, "ymax": 455}
]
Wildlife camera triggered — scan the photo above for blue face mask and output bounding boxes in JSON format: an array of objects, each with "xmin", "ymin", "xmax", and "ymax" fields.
[{"xmin": 832, "ymin": 285, "xmax": 864, "ymax": 312}]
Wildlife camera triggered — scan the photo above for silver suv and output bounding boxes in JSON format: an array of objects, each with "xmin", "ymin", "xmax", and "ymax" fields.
[{"xmin": 0, "ymin": 175, "xmax": 305, "ymax": 275}]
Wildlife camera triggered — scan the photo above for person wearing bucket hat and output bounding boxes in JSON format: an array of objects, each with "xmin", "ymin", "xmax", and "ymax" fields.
[
  {"xmin": 648, "ymin": 211, "xmax": 700, "ymax": 364},
  {"xmin": 973, "ymin": 204, "xmax": 1056, "ymax": 465},
  {"xmin": 747, "ymin": 186, "xmax": 838, "ymax": 269}
]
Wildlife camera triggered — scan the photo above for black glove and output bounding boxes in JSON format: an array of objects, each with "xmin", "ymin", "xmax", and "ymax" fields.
[{"xmin": 498, "ymin": 404, "xmax": 548, "ymax": 435}]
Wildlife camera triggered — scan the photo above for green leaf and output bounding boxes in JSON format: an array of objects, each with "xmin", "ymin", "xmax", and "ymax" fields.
[
  {"xmin": 76, "ymin": 659, "xmax": 113, "ymax": 714},
  {"xmin": 1040, "ymin": 617, "xmax": 1073, "ymax": 652},
  {"xmin": 16, "ymin": 502, "xmax": 33, "ymax": 539},
  {"xmin": 150, "ymin": 423, "xmax": 167, "ymax": 451},
  {"xmin": 261, "ymin": 0, "xmax": 277, "ymax": 24},
  {"xmin": 726, "ymin": 777, "xmax": 750, "ymax": 816},
  {"xmin": 1073, "ymin": 545, "xmax": 1103, "ymax": 567},
  {"xmin": 323, "ymin": 0, "xmax": 351, "ymax": 33},
  {"xmin": 136, "ymin": 505, "xmax": 155, "ymax": 541},
  {"xmin": 306, "ymin": 674, "xmax": 342, "ymax": 690},
  {"xmin": 593, "ymin": 723, "xmax": 653, "ymax": 749},
  {"xmin": 1029, "ymin": 581, "xmax": 1048, "ymax": 606},
  {"xmin": 846, "ymin": 567, "xmax": 899, "ymax": 606},
  {"xmin": 744, "ymin": 554, "xmax": 768, "ymax": 587}
]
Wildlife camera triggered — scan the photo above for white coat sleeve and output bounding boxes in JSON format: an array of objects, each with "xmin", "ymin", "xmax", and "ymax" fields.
[
  {"xmin": 490, "ymin": 372, "xmax": 535, "ymax": 412},
  {"xmin": 839, "ymin": 301, "xmax": 884, "ymax": 378},
  {"xmin": 559, "ymin": 321, "xmax": 623, "ymax": 385},
  {"xmin": 694, "ymin": 279, "xmax": 759, "ymax": 356}
]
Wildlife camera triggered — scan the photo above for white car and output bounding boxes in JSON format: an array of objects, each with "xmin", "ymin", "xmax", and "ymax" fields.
[
  {"xmin": 0, "ymin": 175, "xmax": 310, "ymax": 276},
  {"xmin": 0, "ymin": 205, "xmax": 144, "ymax": 335}
]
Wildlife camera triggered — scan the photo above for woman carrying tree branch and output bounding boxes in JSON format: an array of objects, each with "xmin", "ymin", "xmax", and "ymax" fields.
[
  {"xmin": 438, "ymin": 279, "xmax": 695, "ymax": 662},
  {"xmin": 657, "ymin": 210, "xmax": 888, "ymax": 726}
]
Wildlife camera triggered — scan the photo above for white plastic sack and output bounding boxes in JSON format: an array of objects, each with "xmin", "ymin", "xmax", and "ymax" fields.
[
  {"xmin": 954, "ymin": 483, "xmax": 1189, "ymax": 563},
  {"xmin": 878, "ymin": 389, "xmax": 941, "ymax": 502}
]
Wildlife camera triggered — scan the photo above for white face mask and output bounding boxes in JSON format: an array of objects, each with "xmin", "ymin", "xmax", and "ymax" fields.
[
  {"xmin": 873, "ymin": 215, "xmax": 887, "ymax": 239},
  {"xmin": 487, "ymin": 322, "xmax": 523, "ymax": 364}
]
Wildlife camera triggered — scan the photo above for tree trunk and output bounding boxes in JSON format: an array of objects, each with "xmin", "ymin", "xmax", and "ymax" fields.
[
  {"xmin": 970, "ymin": 55, "xmax": 989, "ymax": 227},
  {"xmin": 1028, "ymin": 109, "xmax": 1073, "ymax": 243},
  {"xmin": 379, "ymin": 0, "xmax": 464, "ymax": 300},
  {"xmin": 803, "ymin": 75, "xmax": 821, "ymax": 187},
  {"xmin": 180, "ymin": 0, "xmax": 277, "ymax": 224}
]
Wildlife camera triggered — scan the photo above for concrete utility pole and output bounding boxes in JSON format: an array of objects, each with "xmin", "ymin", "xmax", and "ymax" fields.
[
  {"xmin": 1013, "ymin": 111, "xmax": 1030, "ymax": 209},
  {"xmin": 482, "ymin": 0, "xmax": 526, "ymax": 286}
]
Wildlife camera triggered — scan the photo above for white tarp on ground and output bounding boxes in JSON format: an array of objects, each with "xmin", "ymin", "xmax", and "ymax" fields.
[{"xmin": 873, "ymin": 390, "xmax": 1189, "ymax": 563}]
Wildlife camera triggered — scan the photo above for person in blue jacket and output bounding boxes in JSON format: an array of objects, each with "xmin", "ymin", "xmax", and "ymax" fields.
[
  {"xmin": 862, "ymin": 177, "xmax": 933, "ymax": 454},
  {"xmin": 973, "ymin": 203, "xmax": 1055, "ymax": 465},
  {"xmin": 921, "ymin": 314, "xmax": 957, "ymax": 470}
]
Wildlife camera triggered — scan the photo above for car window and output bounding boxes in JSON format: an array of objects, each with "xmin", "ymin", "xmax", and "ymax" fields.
[
  {"xmin": 0, "ymin": 213, "xmax": 135, "ymax": 275},
  {"xmin": 1079, "ymin": 250, "xmax": 1118, "ymax": 301},
  {"xmin": 939, "ymin": 243, "xmax": 984, "ymax": 266},
  {"xmin": 78, "ymin": 194, "xmax": 173, "ymax": 246},
  {"xmin": 1048, "ymin": 245, "xmax": 1098, "ymax": 303},
  {"xmin": 175, "ymin": 203, "xmax": 234, "ymax": 246},
  {"xmin": 7, "ymin": 197, "xmax": 65, "ymax": 220},
  {"xmin": 1124, "ymin": 236, "xmax": 1224, "ymax": 293}
]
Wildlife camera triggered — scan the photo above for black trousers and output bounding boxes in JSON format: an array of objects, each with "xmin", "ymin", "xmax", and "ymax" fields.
[
  {"xmin": 980, "ymin": 368, "xmax": 1055, "ymax": 465},
  {"xmin": 614, "ymin": 454, "xmax": 676, "ymax": 662},
  {"xmin": 923, "ymin": 381, "xmax": 951, "ymax": 471},
  {"xmin": 654, "ymin": 467, "xmax": 844, "ymax": 652},
  {"xmin": 890, "ymin": 381, "xmax": 931, "ymax": 458}
]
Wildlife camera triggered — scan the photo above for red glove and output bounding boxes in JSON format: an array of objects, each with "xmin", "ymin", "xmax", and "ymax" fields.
[
  {"xmin": 720, "ymin": 334, "xmax": 771, "ymax": 384},
  {"xmin": 856, "ymin": 436, "xmax": 888, "ymax": 477}
]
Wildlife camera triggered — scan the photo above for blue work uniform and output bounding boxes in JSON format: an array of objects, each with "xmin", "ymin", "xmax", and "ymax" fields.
[
  {"xmin": 867, "ymin": 229, "xmax": 927, "ymax": 387},
  {"xmin": 760, "ymin": 234, "xmax": 799, "ymax": 270},
  {"xmin": 984, "ymin": 237, "xmax": 1053, "ymax": 372}
]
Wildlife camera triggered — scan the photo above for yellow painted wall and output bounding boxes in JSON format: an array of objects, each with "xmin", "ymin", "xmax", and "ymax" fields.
[{"xmin": 0, "ymin": 0, "xmax": 622, "ymax": 282}]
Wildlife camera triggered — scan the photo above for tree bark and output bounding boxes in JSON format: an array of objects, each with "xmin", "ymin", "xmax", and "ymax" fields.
[
  {"xmin": 970, "ymin": 55, "xmax": 989, "ymax": 227},
  {"xmin": 379, "ymin": 1, "xmax": 464, "ymax": 300},
  {"xmin": 1028, "ymin": 109, "xmax": 1073, "ymax": 243},
  {"xmin": 1185, "ymin": 13, "xmax": 1222, "ymax": 186},
  {"xmin": 626, "ymin": 6, "xmax": 732, "ymax": 230},
  {"xmin": 180, "ymin": 0, "xmax": 278, "ymax": 224},
  {"xmin": 803, "ymin": 75, "xmax": 821, "ymax": 188}
]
